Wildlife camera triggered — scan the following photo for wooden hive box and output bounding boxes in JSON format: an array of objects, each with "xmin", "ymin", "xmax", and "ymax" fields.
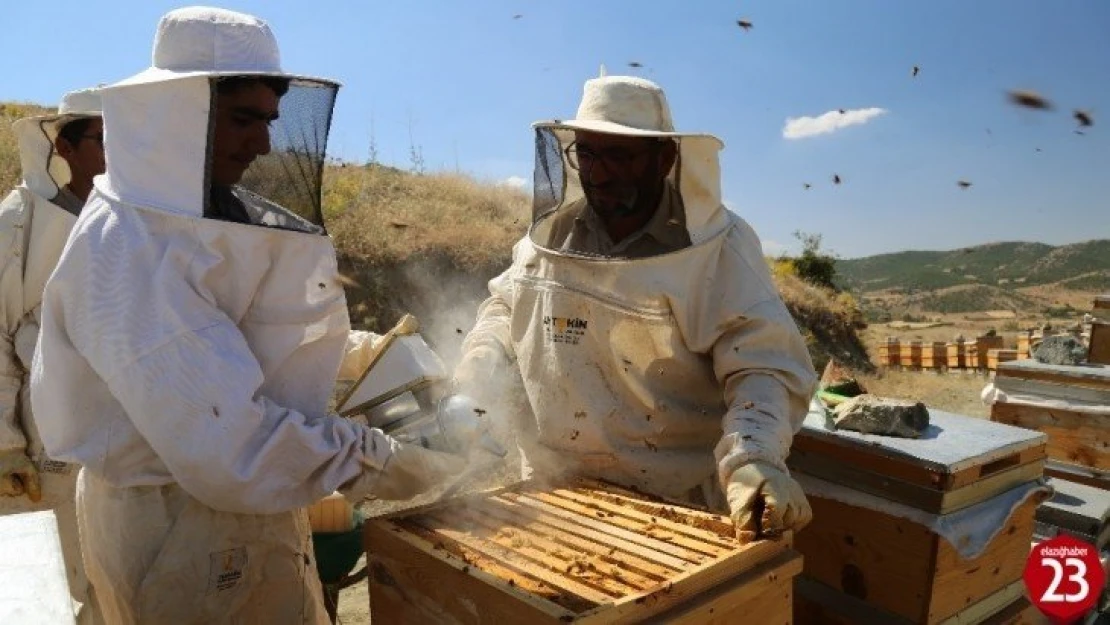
[
  {"xmin": 977, "ymin": 336, "xmax": 1005, "ymax": 369},
  {"xmin": 364, "ymin": 478, "xmax": 802, "ymax": 624},
  {"xmin": 794, "ymin": 577, "xmax": 1035, "ymax": 625},
  {"xmin": 1089, "ymin": 322, "xmax": 1110, "ymax": 365},
  {"xmin": 792, "ymin": 488, "xmax": 1042, "ymax": 624},
  {"xmin": 947, "ymin": 341, "xmax": 968, "ymax": 370},
  {"xmin": 1095, "ymin": 295, "xmax": 1110, "ymax": 311},
  {"xmin": 788, "ymin": 408, "xmax": 1049, "ymax": 623},
  {"xmin": 1033, "ymin": 478, "xmax": 1109, "ymax": 550},
  {"xmin": 1032, "ymin": 478, "xmax": 1110, "ymax": 617},
  {"xmin": 880, "ymin": 340, "xmax": 897, "ymax": 369},
  {"xmin": 921, "ymin": 342, "xmax": 947, "ymax": 371},
  {"xmin": 991, "ymin": 360, "xmax": 1110, "ymax": 485},
  {"xmin": 789, "ymin": 407, "xmax": 1047, "ymax": 515},
  {"xmin": 886, "ymin": 338, "xmax": 903, "ymax": 368},
  {"xmin": 1016, "ymin": 332, "xmax": 1032, "ymax": 360},
  {"xmin": 988, "ymin": 349, "xmax": 1020, "ymax": 372},
  {"xmin": 902, "ymin": 340, "xmax": 924, "ymax": 370}
]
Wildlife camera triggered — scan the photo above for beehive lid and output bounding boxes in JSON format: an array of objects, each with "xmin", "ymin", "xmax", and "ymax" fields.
[
  {"xmin": 1036, "ymin": 477, "xmax": 1110, "ymax": 548},
  {"xmin": 798, "ymin": 405, "xmax": 1045, "ymax": 475},
  {"xmin": 0, "ymin": 511, "xmax": 75, "ymax": 625},
  {"xmin": 996, "ymin": 359, "xmax": 1110, "ymax": 396},
  {"xmin": 790, "ymin": 404, "xmax": 1048, "ymax": 513}
]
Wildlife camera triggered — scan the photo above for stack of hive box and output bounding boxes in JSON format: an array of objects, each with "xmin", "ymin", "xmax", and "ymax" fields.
[
  {"xmin": 921, "ymin": 341, "xmax": 947, "ymax": 372},
  {"xmin": 987, "ymin": 331, "xmax": 1110, "ymax": 623},
  {"xmin": 788, "ymin": 402, "xmax": 1051, "ymax": 624},
  {"xmin": 1032, "ymin": 477, "xmax": 1109, "ymax": 620}
]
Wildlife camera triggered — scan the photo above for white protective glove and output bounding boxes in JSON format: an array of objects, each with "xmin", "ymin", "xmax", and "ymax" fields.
[
  {"xmin": 725, "ymin": 462, "xmax": 811, "ymax": 544},
  {"xmin": 0, "ymin": 450, "xmax": 41, "ymax": 502},
  {"xmin": 340, "ymin": 435, "xmax": 467, "ymax": 502}
]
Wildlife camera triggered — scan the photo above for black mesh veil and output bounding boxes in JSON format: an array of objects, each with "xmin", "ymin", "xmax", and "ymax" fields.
[
  {"xmin": 529, "ymin": 126, "xmax": 692, "ymax": 260},
  {"xmin": 532, "ymin": 127, "xmax": 566, "ymax": 225},
  {"xmin": 208, "ymin": 76, "xmax": 338, "ymax": 235}
]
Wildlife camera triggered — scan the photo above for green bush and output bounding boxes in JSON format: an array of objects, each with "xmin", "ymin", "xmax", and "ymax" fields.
[{"xmin": 784, "ymin": 231, "xmax": 839, "ymax": 292}]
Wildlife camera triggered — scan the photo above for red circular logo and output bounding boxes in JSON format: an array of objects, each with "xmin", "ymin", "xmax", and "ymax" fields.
[{"xmin": 1024, "ymin": 535, "xmax": 1105, "ymax": 624}]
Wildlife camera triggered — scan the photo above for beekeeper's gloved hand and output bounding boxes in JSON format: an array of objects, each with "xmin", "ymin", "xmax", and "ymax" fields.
[
  {"xmin": 726, "ymin": 462, "xmax": 811, "ymax": 544},
  {"xmin": 0, "ymin": 450, "xmax": 41, "ymax": 502},
  {"xmin": 339, "ymin": 431, "xmax": 466, "ymax": 502}
]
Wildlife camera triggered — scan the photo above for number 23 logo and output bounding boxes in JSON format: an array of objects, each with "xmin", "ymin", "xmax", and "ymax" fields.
[{"xmin": 1040, "ymin": 558, "xmax": 1089, "ymax": 603}]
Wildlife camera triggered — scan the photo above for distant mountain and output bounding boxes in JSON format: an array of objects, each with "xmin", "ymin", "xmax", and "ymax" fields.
[{"xmin": 837, "ymin": 240, "xmax": 1110, "ymax": 294}]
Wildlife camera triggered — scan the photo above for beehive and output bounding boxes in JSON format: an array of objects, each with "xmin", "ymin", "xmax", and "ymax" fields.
[
  {"xmin": 991, "ymin": 359, "xmax": 1110, "ymax": 488},
  {"xmin": 947, "ymin": 340, "xmax": 968, "ymax": 370},
  {"xmin": 977, "ymin": 335, "xmax": 1006, "ymax": 369},
  {"xmin": 881, "ymin": 338, "xmax": 902, "ymax": 368},
  {"xmin": 987, "ymin": 348, "xmax": 1020, "ymax": 372},
  {"xmin": 1016, "ymin": 332, "xmax": 1032, "ymax": 360},
  {"xmin": 365, "ymin": 479, "xmax": 801, "ymax": 624},
  {"xmin": 789, "ymin": 407, "xmax": 1050, "ymax": 623},
  {"xmin": 1089, "ymin": 322, "xmax": 1110, "ymax": 365},
  {"xmin": 901, "ymin": 340, "xmax": 923, "ymax": 370},
  {"xmin": 921, "ymin": 341, "xmax": 947, "ymax": 371}
]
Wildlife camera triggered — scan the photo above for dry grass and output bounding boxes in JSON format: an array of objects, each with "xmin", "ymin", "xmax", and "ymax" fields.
[
  {"xmin": 0, "ymin": 102, "xmax": 52, "ymax": 193},
  {"xmin": 325, "ymin": 165, "xmax": 530, "ymax": 271},
  {"xmin": 771, "ymin": 262, "xmax": 873, "ymax": 373},
  {"xmin": 858, "ymin": 368, "xmax": 991, "ymax": 418}
]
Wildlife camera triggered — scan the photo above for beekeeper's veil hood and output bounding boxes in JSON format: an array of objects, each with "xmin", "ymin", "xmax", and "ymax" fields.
[
  {"xmin": 98, "ymin": 6, "xmax": 339, "ymax": 233},
  {"xmin": 530, "ymin": 71, "xmax": 729, "ymax": 259},
  {"xmin": 11, "ymin": 88, "xmax": 102, "ymax": 200}
]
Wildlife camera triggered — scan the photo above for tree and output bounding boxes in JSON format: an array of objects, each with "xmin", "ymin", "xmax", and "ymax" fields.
[{"xmin": 789, "ymin": 230, "xmax": 839, "ymax": 291}]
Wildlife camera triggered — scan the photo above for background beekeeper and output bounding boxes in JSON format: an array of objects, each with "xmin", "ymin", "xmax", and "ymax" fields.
[
  {"xmin": 30, "ymin": 7, "xmax": 464, "ymax": 624},
  {"xmin": 456, "ymin": 74, "xmax": 819, "ymax": 543},
  {"xmin": 0, "ymin": 87, "xmax": 104, "ymax": 623}
]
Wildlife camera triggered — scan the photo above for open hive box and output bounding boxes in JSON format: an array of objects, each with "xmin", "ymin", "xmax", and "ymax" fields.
[
  {"xmin": 365, "ymin": 478, "xmax": 801, "ymax": 624},
  {"xmin": 789, "ymin": 406, "xmax": 1050, "ymax": 623}
]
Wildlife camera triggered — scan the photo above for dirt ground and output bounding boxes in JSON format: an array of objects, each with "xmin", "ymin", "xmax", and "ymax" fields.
[
  {"xmin": 336, "ymin": 559, "xmax": 370, "ymax": 624},
  {"xmin": 858, "ymin": 367, "xmax": 992, "ymax": 418}
]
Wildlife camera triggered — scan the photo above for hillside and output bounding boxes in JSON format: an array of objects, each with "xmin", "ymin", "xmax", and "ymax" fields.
[{"xmin": 837, "ymin": 240, "xmax": 1110, "ymax": 293}]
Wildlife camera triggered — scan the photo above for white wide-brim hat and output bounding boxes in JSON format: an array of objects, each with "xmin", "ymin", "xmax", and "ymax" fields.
[
  {"xmin": 11, "ymin": 87, "xmax": 104, "ymax": 199},
  {"xmin": 13, "ymin": 87, "xmax": 103, "ymax": 129},
  {"xmin": 532, "ymin": 72, "xmax": 723, "ymax": 147},
  {"xmin": 106, "ymin": 6, "xmax": 339, "ymax": 90}
]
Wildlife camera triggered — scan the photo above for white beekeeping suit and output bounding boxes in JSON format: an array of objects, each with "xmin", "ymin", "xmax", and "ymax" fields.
[
  {"xmin": 456, "ymin": 75, "xmax": 818, "ymax": 541},
  {"xmin": 0, "ymin": 88, "xmax": 102, "ymax": 623},
  {"xmin": 30, "ymin": 7, "xmax": 463, "ymax": 624}
]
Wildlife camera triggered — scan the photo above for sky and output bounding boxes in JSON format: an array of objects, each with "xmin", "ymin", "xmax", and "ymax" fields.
[{"xmin": 3, "ymin": 0, "xmax": 1108, "ymax": 258}]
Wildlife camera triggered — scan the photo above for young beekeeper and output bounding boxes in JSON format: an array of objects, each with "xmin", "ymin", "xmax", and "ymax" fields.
[{"xmin": 31, "ymin": 7, "xmax": 465, "ymax": 624}]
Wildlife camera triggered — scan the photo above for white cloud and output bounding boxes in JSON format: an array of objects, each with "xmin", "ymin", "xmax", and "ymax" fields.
[
  {"xmin": 498, "ymin": 175, "xmax": 530, "ymax": 190},
  {"xmin": 782, "ymin": 107, "xmax": 888, "ymax": 140}
]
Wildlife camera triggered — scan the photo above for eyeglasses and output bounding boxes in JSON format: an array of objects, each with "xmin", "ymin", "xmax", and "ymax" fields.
[
  {"xmin": 80, "ymin": 134, "xmax": 104, "ymax": 147},
  {"xmin": 563, "ymin": 141, "xmax": 651, "ymax": 173}
]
